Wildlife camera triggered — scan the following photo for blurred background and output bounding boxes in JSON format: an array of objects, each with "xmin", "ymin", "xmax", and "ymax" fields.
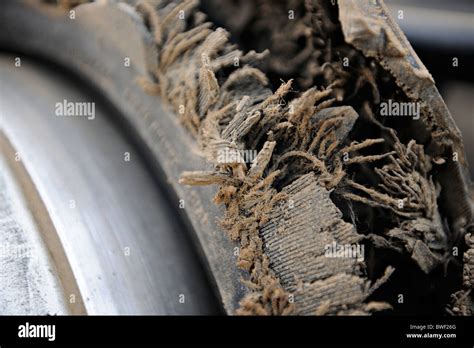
[{"xmin": 386, "ymin": 0, "xmax": 474, "ymax": 178}]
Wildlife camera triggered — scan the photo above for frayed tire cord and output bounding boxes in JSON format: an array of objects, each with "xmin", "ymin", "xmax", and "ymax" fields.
[{"xmin": 134, "ymin": 0, "xmax": 418, "ymax": 315}]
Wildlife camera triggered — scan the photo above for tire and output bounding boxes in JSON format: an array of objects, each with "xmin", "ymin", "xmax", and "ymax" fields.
[{"xmin": 1, "ymin": 0, "xmax": 472, "ymax": 316}]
